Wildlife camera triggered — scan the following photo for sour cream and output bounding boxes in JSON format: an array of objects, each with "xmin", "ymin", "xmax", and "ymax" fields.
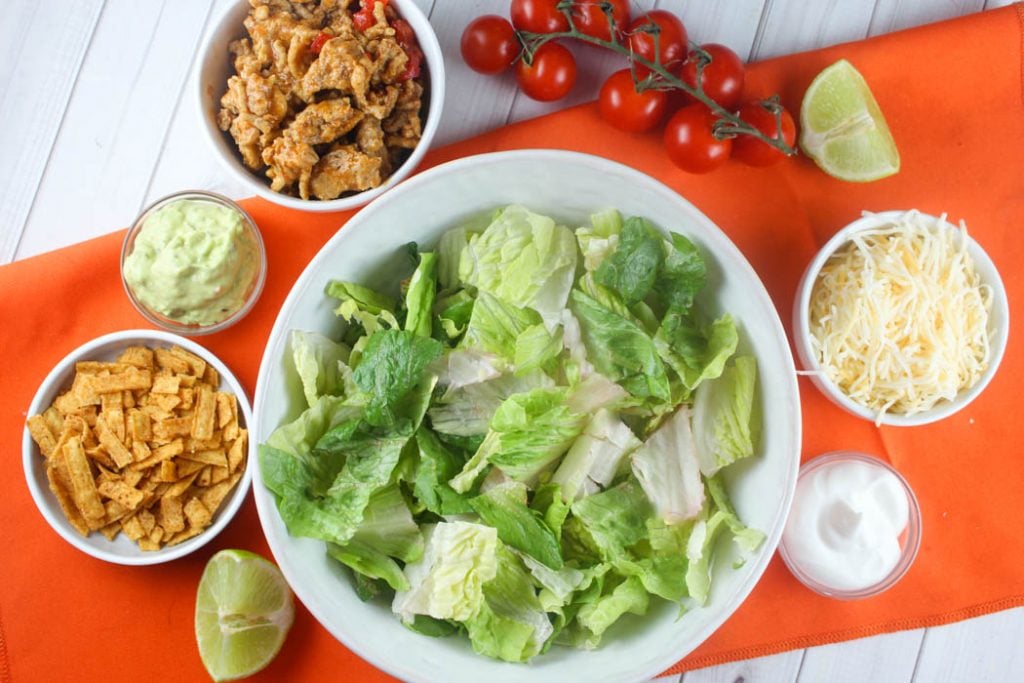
[{"xmin": 782, "ymin": 455, "xmax": 911, "ymax": 593}]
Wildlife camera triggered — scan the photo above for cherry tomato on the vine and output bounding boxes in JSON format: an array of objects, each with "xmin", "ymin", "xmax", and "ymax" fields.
[
  {"xmin": 627, "ymin": 11, "xmax": 688, "ymax": 73},
  {"xmin": 573, "ymin": 0, "xmax": 630, "ymax": 42},
  {"xmin": 663, "ymin": 105, "xmax": 732, "ymax": 174},
  {"xmin": 598, "ymin": 69, "xmax": 667, "ymax": 133},
  {"xmin": 680, "ymin": 44, "xmax": 745, "ymax": 111},
  {"xmin": 511, "ymin": 0, "xmax": 569, "ymax": 34},
  {"xmin": 516, "ymin": 42, "xmax": 577, "ymax": 101},
  {"xmin": 461, "ymin": 15, "xmax": 520, "ymax": 75},
  {"xmin": 731, "ymin": 100, "xmax": 797, "ymax": 167}
]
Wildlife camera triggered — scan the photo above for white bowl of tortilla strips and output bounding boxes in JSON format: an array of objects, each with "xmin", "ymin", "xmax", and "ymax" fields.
[{"xmin": 23, "ymin": 330, "xmax": 253, "ymax": 565}]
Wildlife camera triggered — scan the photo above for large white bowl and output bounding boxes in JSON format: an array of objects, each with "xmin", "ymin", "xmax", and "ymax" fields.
[
  {"xmin": 23, "ymin": 330, "xmax": 254, "ymax": 565},
  {"xmin": 196, "ymin": 0, "xmax": 444, "ymax": 213},
  {"xmin": 252, "ymin": 150, "xmax": 801, "ymax": 682}
]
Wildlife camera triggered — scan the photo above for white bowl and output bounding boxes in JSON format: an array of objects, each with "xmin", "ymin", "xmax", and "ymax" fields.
[
  {"xmin": 23, "ymin": 330, "xmax": 254, "ymax": 565},
  {"xmin": 196, "ymin": 0, "xmax": 444, "ymax": 213},
  {"xmin": 793, "ymin": 210, "xmax": 1009, "ymax": 427},
  {"xmin": 252, "ymin": 150, "xmax": 802, "ymax": 682}
]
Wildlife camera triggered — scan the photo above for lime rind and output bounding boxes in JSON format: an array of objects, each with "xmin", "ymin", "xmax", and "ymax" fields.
[
  {"xmin": 196, "ymin": 549, "xmax": 295, "ymax": 682},
  {"xmin": 800, "ymin": 59, "xmax": 900, "ymax": 182}
]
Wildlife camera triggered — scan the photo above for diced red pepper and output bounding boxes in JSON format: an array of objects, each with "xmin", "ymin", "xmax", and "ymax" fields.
[
  {"xmin": 352, "ymin": 0, "xmax": 387, "ymax": 32},
  {"xmin": 309, "ymin": 32, "xmax": 331, "ymax": 55},
  {"xmin": 391, "ymin": 18, "xmax": 422, "ymax": 81}
]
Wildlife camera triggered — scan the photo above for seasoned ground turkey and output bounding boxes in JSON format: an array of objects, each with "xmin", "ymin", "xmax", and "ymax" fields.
[{"xmin": 218, "ymin": 0, "xmax": 424, "ymax": 200}]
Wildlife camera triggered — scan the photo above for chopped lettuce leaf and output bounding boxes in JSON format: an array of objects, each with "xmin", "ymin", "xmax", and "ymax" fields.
[
  {"xmin": 450, "ymin": 387, "xmax": 586, "ymax": 492},
  {"xmin": 631, "ymin": 406, "xmax": 705, "ymax": 524},
  {"xmin": 594, "ymin": 217, "xmax": 665, "ymax": 306},
  {"xmin": 693, "ymin": 356, "xmax": 759, "ymax": 476},
  {"xmin": 655, "ymin": 233, "xmax": 707, "ymax": 313},
  {"xmin": 461, "ymin": 291, "xmax": 542, "ymax": 360},
  {"xmin": 414, "ymin": 428, "xmax": 474, "ymax": 516},
  {"xmin": 404, "ymin": 252, "xmax": 438, "ymax": 338},
  {"xmin": 469, "ymin": 482, "xmax": 563, "ymax": 569},
  {"xmin": 393, "ymin": 521, "xmax": 498, "ymax": 623},
  {"xmin": 656, "ymin": 310, "xmax": 738, "ymax": 391},
  {"xmin": 552, "ymin": 409, "xmax": 641, "ymax": 501},
  {"xmin": 325, "ymin": 280, "xmax": 396, "ymax": 316},
  {"xmin": 570, "ymin": 478, "xmax": 653, "ymax": 559},
  {"xmin": 353, "ymin": 329, "xmax": 442, "ymax": 428},
  {"xmin": 428, "ymin": 369, "xmax": 554, "ymax": 437},
  {"xmin": 569, "ymin": 289, "xmax": 671, "ymax": 403},
  {"xmin": 460, "ymin": 205, "xmax": 578, "ymax": 325},
  {"xmin": 437, "ymin": 226, "xmax": 470, "ymax": 292},
  {"xmin": 514, "ymin": 322, "xmax": 563, "ymax": 375},
  {"xmin": 576, "ymin": 209, "xmax": 623, "ymax": 272},
  {"xmin": 290, "ymin": 330, "xmax": 352, "ymax": 408},
  {"xmin": 571, "ymin": 575, "xmax": 649, "ymax": 648}
]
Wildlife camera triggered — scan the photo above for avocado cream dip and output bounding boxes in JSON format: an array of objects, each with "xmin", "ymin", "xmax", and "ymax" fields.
[{"xmin": 123, "ymin": 198, "xmax": 260, "ymax": 326}]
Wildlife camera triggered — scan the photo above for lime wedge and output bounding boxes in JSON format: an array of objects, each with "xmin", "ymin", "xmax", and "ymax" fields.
[
  {"xmin": 195, "ymin": 549, "xmax": 295, "ymax": 682},
  {"xmin": 800, "ymin": 59, "xmax": 900, "ymax": 182}
]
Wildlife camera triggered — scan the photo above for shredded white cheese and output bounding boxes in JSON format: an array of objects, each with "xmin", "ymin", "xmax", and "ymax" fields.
[{"xmin": 809, "ymin": 210, "xmax": 992, "ymax": 422}]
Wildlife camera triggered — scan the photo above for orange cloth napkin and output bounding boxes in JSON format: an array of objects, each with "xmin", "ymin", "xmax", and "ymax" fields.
[{"xmin": 2, "ymin": 5, "xmax": 1022, "ymax": 681}]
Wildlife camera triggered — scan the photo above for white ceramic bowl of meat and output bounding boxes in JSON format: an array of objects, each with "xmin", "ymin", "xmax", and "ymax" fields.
[
  {"xmin": 196, "ymin": 0, "xmax": 444, "ymax": 212},
  {"xmin": 252, "ymin": 150, "xmax": 802, "ymax": 682}
]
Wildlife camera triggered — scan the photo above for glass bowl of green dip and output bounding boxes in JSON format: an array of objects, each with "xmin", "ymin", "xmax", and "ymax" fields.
[{"xmin": 121, "ymin": 190, "xmax": 266, "ymax": 335}]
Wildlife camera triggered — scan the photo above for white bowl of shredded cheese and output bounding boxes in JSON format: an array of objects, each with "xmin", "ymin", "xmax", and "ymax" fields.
[{"xmin": 794, "ymin": 210, "xmax": 1009, "ymax": 426}]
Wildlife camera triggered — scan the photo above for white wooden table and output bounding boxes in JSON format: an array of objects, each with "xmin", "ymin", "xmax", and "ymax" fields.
[{"xmin": 3, "ymin": 1, "xmax": 1022, "ymax": 681}]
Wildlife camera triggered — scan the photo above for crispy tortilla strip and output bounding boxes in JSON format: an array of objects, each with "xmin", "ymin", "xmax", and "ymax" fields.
[
  {"xmin": 158, "ymin": 496, "xmax": 186, "ymax": 534},
  {"xmin": 151, "ymin": 373, "xmax": 181, "ymax": 394},
  {"xmin": 99, "ymin": 521, "xmax": 122, "ymax": 541},
  {"xmin": 100, "ymin": 392, "xmax": 123, "ymax": 412},
  {"xmin": 97, "ymin": 479, "xmax": 145, "ymax": 511},
  {"xmin": 104, "ymin": 406, "xmax": 126, "ymax": 442},
  {"xmin": 131, "ymin": 440, "xmax": 152, "ymax": 464},
  {"xmin": 185, "ymin": 433, "xmax": 222, "ymax": 452},
  {"xmin": 154, "ymin": 460, "xmax": 178, "ymax": 482},
  {"xmin": 180, "ymin": 449, "xmax": 228, "ymax": 467},
  {"xmin": 154, "ymin": 348, "xmax": 191, "ymax": 374},
  {"xmin": 117, "ymin": 346, "xmax": 155, "ymax": 369},
  {"xmin": 227, "ymin": 431, "xmax": 247, "ymax": 472},
  {"xmin": 130, "ymin": 439, "xmax": 185, "ymax": 471},
  {"xmin": 62, "ymin": 436, "xmax": 106, "ymax": 522},
  {"xmin": 178, "ymin": 375, "xmax": 197, "ymax": 388},
  {"xmin": 53, "ymin": 415, "xmax": 86, "ymax": 458},
  {"xmin": 200, "ymin": 473, "xmax": 241, "ymax": 514},
  {"xmin": 27, "ymin": 415, "xmax": 58, "ymax": 458},
  {"xmin": 123, "ymin": 390, "xmax": 135, "ymax": 409},
  {"xmin": 42, "ymin": 406, "xmax": 65, "ymax": 436},
  {"xmin": 166, "ymin": 526, "xmax": 204, "ymax": 546},
  {"xmin": 104, "ymin": 499, "xmax": 130, "ymax": 524},
  {"xmin": 46, "ymin": 461, "xmax": 90, "ymax": 536},
  {"xmin": 84, "ymin": 368, "xmax": 152, "ymax": 394},
  {"xmin": 140, "ymin": 404, "xmax": 173, "ymax": 424},
  {"xmin": 209, "ymin": 466, "xmax": 230, "ymax": 485},
  {"xmin": 138, "ymin": 536, "xmax": 160, "ymax": 551},
  {"xmin": 191, "ymin": 385, "xmax": 217, "ymax": 441},
  {"xmin": 183, "ymin": 498, "xmax": 212, "ymax": 528},
  {"xmin": 178, "ymin": 387, "xmax": 195, "ymax": 410},
  {"xmin": 77, "ymin": 361, "xmax": 134, "ymax": 375},
  {"xmin": 84, "ymin": 444, "xmax": 118, "ymax": 470},
  {"xmin": 216, "ymin": 392, "xmax": 237, "ymax": 429},
  {"xmin": 149, "ymin": 393, "xmax": 182, "ymax": 414},
  {"xmin": 128, "ymin": 409, "xmax": 151, "ymax": 443},
  {"xmin": 137, "ymin": 509, "xmax": 156, "ymax": 535},
  {"xmin": 202, "ymin": 365, "xmax": 220, "ymax": 387},
  {"xmin": 175, "ymin": 459, "xmax": 206, "ymax": 478},
  {"xmin": 122, "ymin": 469, "xmax": 144, "ymax": 488},
  {"xmin": 164, "ymin": 472, "xmax": 199, "ymax": 499},
  {"xmin": 96, "ymin": 413, "xmax": 133, "ymax": 469},
  {"xmin": 171, "ymin": 346, "xmax": 206, "ymax": 377},
  {"xmin": 154, "ymin": 417, "xmax": 192, "ymax": 442},
  {"xmin": 197, "ymin": 466, "xmax": 213, "ymax": 487},
  {"xmin": 121, "ymin": 514, "xmax": 146, "ymax": 541},
  {"xmin": 65, "ymin": 405, "xmax": 99, "ymax": 427}
]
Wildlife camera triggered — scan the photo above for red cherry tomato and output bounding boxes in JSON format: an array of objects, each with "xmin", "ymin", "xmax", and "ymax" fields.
[
  {"xmin": 515, "ymin": 42, "xmax": 576, "ymax": 101},
  {"xmin": 598, "ymin": 69, "xmax": 667, "ymax": 133},
  {"xmin": 663, "ymin": 105, "xmax": 732, "ymax": 174},
  {"xmin": 511, "ymin": 0, "xmax": 569, "ymax": 34},
  {"xmin": 627, "ymin": 10, "xmax": 688, "ymax": 73},
  {"xmin": 731, "ymin": 100, "xmax": 797, "ymax": 167},
  {"xmin": 461, "ymin": 15, "xmax": 519, "ymax": 75},
  {"xmin": 680, "ymin": 44, "xmax": 745, "ymax": 111},
  {"xmin": 573, "ymin": 0, "xmax": 630, "ymax": 41},
  {"xmin": 309, "ymin": 32, "xmax": 331, "ymax": 55}
]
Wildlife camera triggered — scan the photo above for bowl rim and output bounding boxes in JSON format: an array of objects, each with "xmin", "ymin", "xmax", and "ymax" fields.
[
  {"xmin": 120, "ymin": 190, "xmax": 267, "ymax": 336},
  {"xmin": 251, "ymin": 148, "xmax": 803, "ymax": 682},
  {"xmin": 194, "ymin": 0, "xmax": 445, "ymax": 213},
  {"xmin": 778, "ymin": 450, "xmax": 922, "ymax": 600},
  {"xmin": 792, "ymin": 209, "xmax": 1010, "ymax": 427},
  {"xmin": 22, "ymin": 329, "xmax": 255, "ymax": 565}
]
